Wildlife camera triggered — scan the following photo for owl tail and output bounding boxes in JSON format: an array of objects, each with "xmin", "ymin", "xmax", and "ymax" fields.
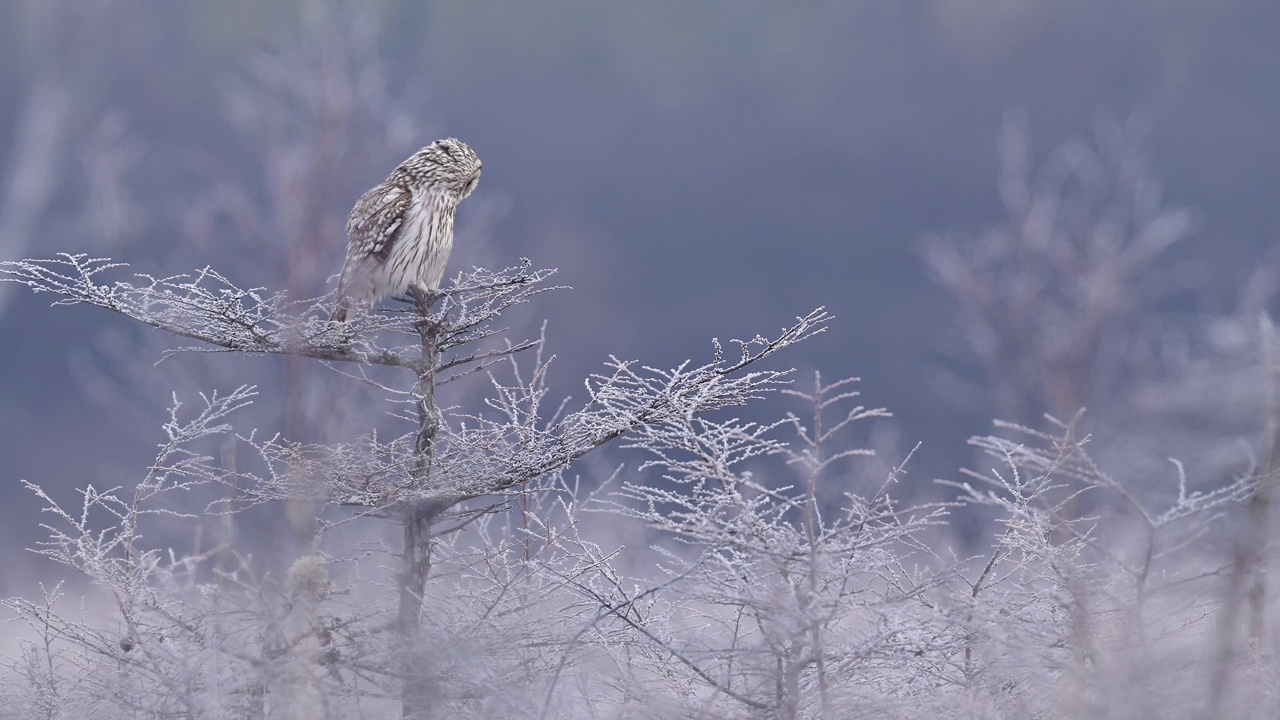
[{"xmin": 331, "ymin": 262, "xmax": 370, "ymax": 323}]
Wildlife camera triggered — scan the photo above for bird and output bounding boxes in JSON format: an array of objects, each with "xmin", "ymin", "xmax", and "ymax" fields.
[{"xmin": 330, "ymin": 138, "xmax": 482, "ymax": 322}]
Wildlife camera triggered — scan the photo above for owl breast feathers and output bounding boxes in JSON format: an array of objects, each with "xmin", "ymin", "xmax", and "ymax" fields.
[{"xmin": 331, "ymin": 138, "xmax": 481, "ymax": 322}]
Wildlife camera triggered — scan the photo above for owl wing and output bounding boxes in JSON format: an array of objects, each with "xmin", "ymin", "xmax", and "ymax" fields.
[
  {"xmin": 346, "ymin": 182, "xmax": 412, "ymax": 262},
  {"xmin": 332, "ymin": 182, "xmax": 413, "ymax": 321}
]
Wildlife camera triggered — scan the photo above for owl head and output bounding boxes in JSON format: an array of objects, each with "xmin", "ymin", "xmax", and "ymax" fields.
[{"xmin": 398, "ymin": 137, "xmax": 482, "ymax": 201}]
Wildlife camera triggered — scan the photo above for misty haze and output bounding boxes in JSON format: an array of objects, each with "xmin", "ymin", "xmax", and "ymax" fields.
[{"xmin": 1, "ymin": 1, "xmax": 1278, "ymax": 718}]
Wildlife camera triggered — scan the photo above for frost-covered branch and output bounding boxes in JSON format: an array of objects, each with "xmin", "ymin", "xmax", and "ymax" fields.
[
  {"xmin": 22, "ymin": 386, "xmax": 256, "ymax": 586},
  {"xmin": 939, "ymin": 416, "xmax": 1261, "ymax": 716},
  {"xmin": 0, "ymin": 253, "xmax": 558, "ymax": 373},
  {"xmin": 220, "ymin": 308, "xmax": 833, "ymax": 515},
  {"xmin": 923, "ymin": 115, "xmax": 1196, "ymax": 426},
  {"xmin": 589, "ymin": 374, "xmax": 950, "ymax": 716}
]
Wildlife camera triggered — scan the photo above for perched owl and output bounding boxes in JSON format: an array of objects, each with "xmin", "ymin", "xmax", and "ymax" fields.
[{"xmin": 331, "ymin": 138, "xmax": 482, "ymax": 322}]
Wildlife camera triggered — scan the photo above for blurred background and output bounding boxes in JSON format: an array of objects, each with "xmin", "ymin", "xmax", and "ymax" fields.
[{"xmin": 2, "ymin": 0, "xmax": 1279, "ymax": 589}]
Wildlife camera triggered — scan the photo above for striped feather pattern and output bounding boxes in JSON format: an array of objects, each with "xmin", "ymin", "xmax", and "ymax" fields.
[{"xmin": 331, "ymin": 138, "xmax": 480, "ymax": 321}]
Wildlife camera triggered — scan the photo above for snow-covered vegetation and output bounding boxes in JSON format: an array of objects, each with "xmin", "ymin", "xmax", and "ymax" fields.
[{"xmin": 3, "ymin": 3, "xmax": 1279, "ymax": 718}]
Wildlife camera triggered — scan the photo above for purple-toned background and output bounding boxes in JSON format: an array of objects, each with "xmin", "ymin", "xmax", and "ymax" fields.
[{"xmin": 2, "ymin": 0, "xmax": 1277, "ymax": 588}]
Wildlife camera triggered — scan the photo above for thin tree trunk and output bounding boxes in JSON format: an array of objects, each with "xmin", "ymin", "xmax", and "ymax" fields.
[{"xmin": 399, "ymin": 295, "xmax": 442, "ymax": 719}]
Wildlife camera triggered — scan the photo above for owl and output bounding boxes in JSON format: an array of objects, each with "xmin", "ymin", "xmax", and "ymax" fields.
[{"xmin": 331, "ymin": 138, "xmax": 482, "ymax": 322}]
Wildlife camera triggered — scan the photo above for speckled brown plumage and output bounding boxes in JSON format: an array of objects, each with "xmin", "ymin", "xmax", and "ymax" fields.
[{"xmin": 331, "ymin": 138, "xmax": 481, "ymax": 321}]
